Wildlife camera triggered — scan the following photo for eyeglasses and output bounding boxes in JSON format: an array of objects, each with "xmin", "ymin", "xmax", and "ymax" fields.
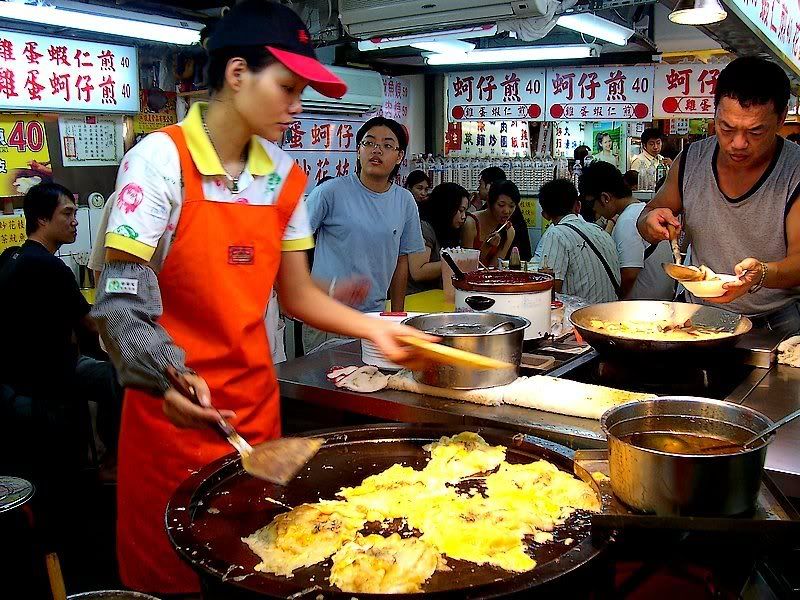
[{"xmin": 359, "ymin": 139, "xmax": 401, "ymax": 153}]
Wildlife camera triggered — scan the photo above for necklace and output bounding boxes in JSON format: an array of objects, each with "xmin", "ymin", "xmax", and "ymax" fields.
[{"xmin": 201, "ymin": 111, "xmax": 246, "ymax": 193}]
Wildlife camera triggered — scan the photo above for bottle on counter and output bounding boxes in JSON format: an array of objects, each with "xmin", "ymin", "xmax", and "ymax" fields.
[
  {"xmin": 555, "ymin": 155, "xmax": 570, "ymax": 180},
  {"xmin": 501, "ymin": 155, "xmax": 513, "ymax": 179},
  {"xmin": 458, "ymin": 155, "xmax": 471, "ymax": 190},
  {"xmin": 543, "ymin": 152, "xmax": 555, "ymax": 186},
  {"xmin": 509, "ymin": 247, "xmax": 522, "ymax": 271},
  {"xmin": 583, "ymin": 154, "xmax": 594, "ymax": 167},
  {"xmin": 511, "ymin": 156, "xmax": 524, "ymax": 188},
  {"xmin": 432, "ymin": 154, "xmax": 445, "ymax": 187},
  {"xmin": 655, "ymin": 157, "xmax": 668, "ymax": 187},
  {"xmin": 533, "ymin": 153, "xmax": 545, "ymax": 194},
  {"xmin": 422, "ymin": 154, "xmax": 433, "ymax": 182},
  {"xmin": 572, "ymin": 160, "xmax": 582, "ymax": 190}
]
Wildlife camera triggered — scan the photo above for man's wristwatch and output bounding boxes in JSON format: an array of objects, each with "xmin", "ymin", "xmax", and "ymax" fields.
[{"xmin": 748, "ymin": 261, "xmax": 768, "ymax": 294}]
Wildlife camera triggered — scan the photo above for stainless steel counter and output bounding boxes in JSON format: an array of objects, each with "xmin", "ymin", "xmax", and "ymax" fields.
[{"xmin": 277, "ymin": 341, "xmax": 800, "ymax": 496}]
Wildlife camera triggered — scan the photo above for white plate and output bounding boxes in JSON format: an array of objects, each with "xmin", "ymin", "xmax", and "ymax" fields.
[{"xmin": 682, "ymin": 274, "xmax": 739, "ymax": 298}]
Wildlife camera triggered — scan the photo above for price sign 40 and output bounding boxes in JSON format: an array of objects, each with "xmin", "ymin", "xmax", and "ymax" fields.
[{"xmin": 7, "ymin": 120, "xmax": 45, "ymax": 153}]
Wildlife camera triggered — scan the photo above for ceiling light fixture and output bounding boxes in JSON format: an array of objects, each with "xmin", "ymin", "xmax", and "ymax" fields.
[
  {"xmin": 425, "ymin": 44, "xmax": 598, "ymax": 66},
  {"xmin": 556, "ymin": 13, "xmax": 635, "ymax": 46},
  {"xmin": 357, "ymin": 24, "xmax": 497, "ymax": 51},
  {"xmin": 411, "ymin": 40, "xmax": 475, "ymax": 54},
  {"xmin": 668, "ymin": 0, "xmax": 728, "ymax": 25},
  {"xmin": 0, "ymin": 0, "xmax": 203, "ymax": 45}
]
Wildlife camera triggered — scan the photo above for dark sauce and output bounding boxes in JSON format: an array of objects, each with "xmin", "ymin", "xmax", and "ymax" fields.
[{"xmin": 619, "ymin": 431, "xmax": 741, "ymax": 455}]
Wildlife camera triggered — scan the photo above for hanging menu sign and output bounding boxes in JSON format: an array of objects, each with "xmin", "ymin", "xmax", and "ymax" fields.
[
  {"xmin": 725, "ymin": 0, "xmax": 800, "ymax": 77},
  {"xmin": 546, "ymin": 65, "xmax": 654, "ymax": 121},
  {"xmin": 654, "ymin": 62, "xmax": 724, "ymax": 118},
  {"xmin": 58, "ymin": 116, "xmax": 124, "ymax": 166},
  {"xmin": 283, "ymin": 114, "xmax": 364, "ymax": 193},
  {"xmin": 0, "ymin": 31, "xmax": 139, "ymax": 114},
  {"xmin": 448, "ymin": 68, "xmax": 546, "ymax": 122}
]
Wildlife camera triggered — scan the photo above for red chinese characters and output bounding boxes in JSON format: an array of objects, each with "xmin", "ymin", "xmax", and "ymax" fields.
[
  {"xmin": 315, "ymin": 157, "xmax": 330, "ymax": 182},
  {"xmin": 335, "ymin": 158, "xmax": 350, "ymax": 177},
  {"xmin": 24, "ymin": 70, "xmax": 45, "ymax": 101},
  {"xmin": 48, "ymin": 45, "xmax": 70, "ymax": 66},
  {"xmin": 0, "ymin": 39, "xmax": 14, "ymax": 61},
  {"xmin": 336, "ymin": 123, "xmax": 353, "ymax": 149},
  {"xmin": 452, "ymin": 75, "xmax": 475, "ymax": 103},
  {"xmin": 74, "ymin": 49, "xmax": 93, "ymax": 68},
  {"xmin": 666, "ymin": 68, "xmax": 692, "ymax": 96},
  {"xmin": 98, "ymin": 50, "xmax": 115, "ymax": 71},
  {"xmin": 0, "ymin": 69, "xmax": 18, "ymax": 99},
  {"xmin": 99, "ymin": 75, "xmax": 116, "ymax": 105},
  {"xmin": 697, "ymin": 69, "xmax": 719, "ymax": 95},
  {"xmin": 75, "ymin": 74, "xmax": 94, "ymax": 103},
  {"xmin": 552, "ymin": 72, "xmax": 575, "ymax": 100},
  {"xmin": 286, "ymin": 121, "xmax": 306, "ymax": 149},
  {"xmin": 50, "ymin": 73, "xmax": 70, "ymax": 101},
  {"xmin": 578, "ymin": 72, "xmax": 600, "ymax": 100},
  {"xmin": 604, "ymin": 70, "xmax": 627, "ymax": 101},
  {"xmin": 501, "ymin": 72, "xmax": 520, "ymax": 102},
  {"xmin": 23, "ymin": 42, "xmax": 43, "ymax": 65},
  {"xmin": 477, "ymin": 75, "xmax": 497, "ymax": 102},
  {"xmin": 310, "ymin": 123, "xmax": 331, "ymax": 149}
]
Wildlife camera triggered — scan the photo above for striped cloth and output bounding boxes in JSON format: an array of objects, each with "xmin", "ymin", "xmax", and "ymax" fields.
[{"xmin": 534, "ymin": 214, "xmax": 620, "ymax": 304}]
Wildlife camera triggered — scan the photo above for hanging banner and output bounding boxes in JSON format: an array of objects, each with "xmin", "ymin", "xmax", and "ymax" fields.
[
  {"xmin": 0, "ymin": 31, "xmax": 139, "ymax": 113},
  {"xmin": 654, "ymin": 62, "xmax": 724, "ymax": 118},
  {"xmin": 380, "ymin": 75, "xmax": 410, "ymax": 124},
  {"xmin": 723, "ymin": 0, "xmax": 800, "ymax": 77},
  {"xmin": 283, "ymin": 114, "xmax": 365, "ymax": 194},
  {"xmin": 0, "ymin": 114, "xmax": 52, "ymax": 196},
  {"xmin": 553, "ymin": 121, "xmax": 586, "ymax": 158},
  {"xmin": 445, "ymin": 120, "xmax": 530, "ymax": 156},
  {"xmin": 546, "ymin": 65, "xmax": 654, "ymax": 121},
  {"xmin": 447, "ymin": 68, "xmax": 546, "ymax": 122}
]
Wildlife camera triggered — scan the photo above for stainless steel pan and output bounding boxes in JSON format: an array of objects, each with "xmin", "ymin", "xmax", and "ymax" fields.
[{"xmin": 570, "ymin": 301, "xmax": 752, "ymax": 354}]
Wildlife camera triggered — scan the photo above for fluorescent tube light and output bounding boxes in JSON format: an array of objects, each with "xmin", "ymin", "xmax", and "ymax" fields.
[
  {"xmin": 425, "ymin": 45, "xmax": 597, "ymax": 65},
  {"xmin": 0, "ymin": 1, "xmax": 202, "ymax": 45},
  {"xmin": 556, "ymin": 13, "xmax": 635, "ymax": 46},
  {"xmin": 669, "ymin": 0, "xmax": 728, "ymax": 24},
  {"xmin": 411, "ymin": 40, "xmax": 475, "ymax": 54},
  {"xmin": 358, "ymin": 24, "xmax": 497, "ymax": 51}
]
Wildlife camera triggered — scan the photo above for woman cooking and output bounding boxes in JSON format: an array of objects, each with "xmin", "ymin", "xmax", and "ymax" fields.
[
  {"xmin": 91, "ymin": 1, "xmax": 430, "ymax": 595},
  {"xmin": 461, "ymin": 179, "xmax": 519, "ymax": 267}
]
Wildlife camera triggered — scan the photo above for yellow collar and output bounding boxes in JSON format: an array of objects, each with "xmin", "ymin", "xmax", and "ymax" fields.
[{"xmin": 180, "ymin": 102, "xmax": 273, "ymax": 177}]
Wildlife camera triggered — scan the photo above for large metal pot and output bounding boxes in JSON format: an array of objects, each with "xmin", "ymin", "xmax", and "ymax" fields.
[
  {"xmin": 453, "ymin": 270, "xmax": 553, "ymax": 340},
  {"xmin": 601, "ymin": 397, "xmax": 774, "ymax": 516},
  {"xmin": 402, "ymin": 312, "xmax": 528, "ymax": 389}
]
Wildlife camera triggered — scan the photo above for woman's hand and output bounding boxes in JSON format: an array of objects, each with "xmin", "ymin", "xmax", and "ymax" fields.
[
  {"xmin": 162, "ymin": 371, "xmax": 235, "ymax": 429},
  {"xmin": 367, "ymin": 322, "xmax": 439, "ymax": 371}
]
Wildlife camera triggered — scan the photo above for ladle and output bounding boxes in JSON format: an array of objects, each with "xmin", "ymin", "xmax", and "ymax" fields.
[
  {"xmin": 704, "ymin": 407, "xmax": 800, "ymax": 453},
  {"xmin": 441, "ymin": 250, "xmax": 466, "ymax": 281}
]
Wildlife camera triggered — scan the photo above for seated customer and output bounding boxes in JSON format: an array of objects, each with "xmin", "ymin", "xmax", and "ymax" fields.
[
  {"xmin": 462, "ymin": 179, "xmax": 519, "ymax": 267},
  {"xmin": 534, "ymin": 179, "xmax": 620, "ymax": 303},
  {"xmin": 405, "ymin": 170, "xmax": 431, "ymax": 209},
  {"xmin": 579, "ymin": 162, "xmax": 674, "ymax": 300},
  {"xmin": 0, "ymin": 183, "xmax": 121, "ymax": 474},
  {"xmin": 408, "ymin": 182, "xmax": 469, "ymax": 294}
]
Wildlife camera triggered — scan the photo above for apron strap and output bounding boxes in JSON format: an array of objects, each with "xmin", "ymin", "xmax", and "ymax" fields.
[
  {"xmin": 160, "ymin": 125, "xmax": 204, "ymax": 201},
  {"xmin": 273, "ymin": 162, "xmax": 306, "ymax": 235}
]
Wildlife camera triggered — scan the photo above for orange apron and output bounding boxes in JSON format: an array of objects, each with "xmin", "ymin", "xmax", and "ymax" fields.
[{"xmin": 116, "ymin": 125, "xmax": 304, "ymax": 594}]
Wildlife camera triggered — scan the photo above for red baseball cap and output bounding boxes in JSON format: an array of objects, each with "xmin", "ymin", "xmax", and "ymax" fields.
[{"xmin": 207, "ymin": 0, "xmax": 347, "ymax": 99}]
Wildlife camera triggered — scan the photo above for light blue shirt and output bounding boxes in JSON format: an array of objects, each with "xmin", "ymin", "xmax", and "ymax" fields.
[{"xmin": 306, "ymin": 173, "xmax": 425, "ymax": 312}]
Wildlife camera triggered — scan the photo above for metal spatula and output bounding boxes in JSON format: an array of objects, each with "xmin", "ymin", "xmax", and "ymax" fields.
[{"xmin": 166, "ymin": 367, "xmax": 323, "ymax": 485}]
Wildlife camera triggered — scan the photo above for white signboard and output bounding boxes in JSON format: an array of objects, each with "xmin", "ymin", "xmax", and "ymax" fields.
[
  {"xmin": 654, "ymin": 62, "xmax": 724, "ymax": 119},
  {"xmin": 0, "ymin": 31, "xmax": 139, "ymax": 113},
  {"xmin": 447, "ymin": 68, "xmax": 546, "ymax": 121},
  {"xmin": 283, "ymin": 114, "xmax": 365, "ymax": 193},
  {"xmin": 723, "ymin": 0, "xmax": 800, "ymax": 76},
  {"xmin": 545, "ymin": 65, "xmax": 654, "ymax": 121},
  {"xmin": 58, "ymin": 116, "xmax": 124, "ymax": 167}
]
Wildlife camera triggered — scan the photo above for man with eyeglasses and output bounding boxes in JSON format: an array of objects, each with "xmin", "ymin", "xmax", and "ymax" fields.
[{"xmin": 303, "ymin": 116, "xmax": 425, "ymax": 353}]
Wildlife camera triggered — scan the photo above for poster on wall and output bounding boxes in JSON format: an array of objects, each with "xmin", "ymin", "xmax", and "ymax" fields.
[
  {"xmin": 0, "ymin": 31, "xmax": 139, "ymax": 113},
  {"xmin": 283, "ymin": 114, "xmax": 365, "ymax": 194},
  {"xmin": 133, "ymin": 89, "xmax": 177, "ymax": 141},
  {"xmin": 445, "ymin": 120, "xmax": 530, "ymax": 156},
  {"xmin": 553, "ymin": 121, "xmax": 586, "ymax": 158},
  {"xmin": 447, "ymin": 68, "xmax": 546, "ymax": 121},
  {"xmin": 58, "ymin": 115, "xmax": 124, "ymax": 167},
  {"xmin": 0, "ymin": 214, "xmax": 27, "ymax": 253},
  {"xmin": 546, "ymin": 65, "xmax": 654, "ymax": 121},
  {"xmin": 654, "ymin": 62, "xmax": 724, "ymax": 119},
  {"xmin": 380, "ymin": 75, "xmax": 411, "ymax": 180},
  {"xmin": 0, "ymin": 114, "xmax": 52, "ymax": 196},
  {"xmin": 590, "ymin": 123, "xmax": 625, "ymax": 170}
]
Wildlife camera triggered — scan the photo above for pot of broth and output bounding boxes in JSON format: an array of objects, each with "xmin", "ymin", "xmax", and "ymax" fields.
[{"xmin": 601, "ymin": 397, "xmax": 775, "ymax": 516}]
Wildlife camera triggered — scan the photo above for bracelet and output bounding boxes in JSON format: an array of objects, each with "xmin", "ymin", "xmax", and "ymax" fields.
[
  {"xmin": 748, "ymin": 261, "xmax": 768, "ymax": 294},
  {"xmin": 327, "ymin": 277, "xmax": 337, "ymax": 297}
]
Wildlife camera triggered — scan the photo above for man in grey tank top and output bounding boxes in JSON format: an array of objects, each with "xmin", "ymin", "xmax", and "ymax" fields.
[{"xmin": 638, "ymin": 57, "xmax": 800, "ymax": 338}]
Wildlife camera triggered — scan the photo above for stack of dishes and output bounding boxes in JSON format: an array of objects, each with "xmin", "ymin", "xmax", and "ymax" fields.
[{"xmin": 361, "ymin": 312, "xmax": 422, "ymax": 370}]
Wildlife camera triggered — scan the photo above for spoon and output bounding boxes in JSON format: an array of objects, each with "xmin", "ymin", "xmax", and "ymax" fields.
[
  {"xmin": 662, "ymin": 262, "xmax": 705, "ymax": 282},
  {"xmin": 704, "ymin": 407, "xmax": 800, "ymax": 453},
  {"xmin": 486, "ymin": 320, "xmax": 515, "ymax": 334},
  {"xmin": 441, "ymin": 250, "xmax": 466, "ymax": 281}
]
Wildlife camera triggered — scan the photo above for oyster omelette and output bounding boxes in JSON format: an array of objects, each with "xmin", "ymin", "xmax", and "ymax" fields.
[{"xmin": 243, "ymin": 432, "xmax": 599, "ymax": 594}]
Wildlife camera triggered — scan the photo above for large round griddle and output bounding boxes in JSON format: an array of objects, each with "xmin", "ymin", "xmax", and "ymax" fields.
[{"xmin": 167, "ymin": 424, "xmax": 607, "ymax": 599}]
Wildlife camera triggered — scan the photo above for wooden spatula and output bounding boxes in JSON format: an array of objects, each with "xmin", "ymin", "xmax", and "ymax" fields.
[
  {"xmin": 166, "ymin": 367, "xmax": 323, "ymax": 485},
  {"xmin": 398, "ymin": 336, "xmax": 513, "ymax": 370}
]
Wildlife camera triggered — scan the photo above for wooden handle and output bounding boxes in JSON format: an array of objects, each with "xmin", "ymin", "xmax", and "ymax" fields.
[
  {"xmin": 45, "ymin": 553, "xmax": 67, "ymax": 600},
  {"xmin": 165, "ymin": 366, "xmax": 236, "ymax": 442}
]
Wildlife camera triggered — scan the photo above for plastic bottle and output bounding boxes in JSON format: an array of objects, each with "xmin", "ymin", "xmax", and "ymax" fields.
[
  {"xmin": 556, "ymin": 155, "xmax": 570, "ymax": 180},
  {"xmin": 543, "ymin": 152, "xmax": 555, "ymax": 185},
  {"xmin": 511, "ymin": 156, "xmax": 524, "ymax": 188},
  {"xmin": 583, "ymin": 153, "xmax": 594, "ymax": 167},
  {"xmin": 533, "ymin": 153, "xmax": 545, "ymax": 194},
  {"xmin": 572, "ymin": 160, "xmax": 582, "ymax": 191},
  {"xmin": 459, "ymin": 155, "xmax": 471, "ymax": 190},
  {"xmin": 522, "ymin": 154, "xmax": 534, "ymax": 195},
  {"xmin": 655, "ymin": 157, "xmax": 668, "ymax": 187},
  {"xmin": 432, "ymin": 154, "xmax": 445, "ymax": 187},
  {"xmin": 509, "ymin": 247, "xmax": 522, "ymax": 271}
]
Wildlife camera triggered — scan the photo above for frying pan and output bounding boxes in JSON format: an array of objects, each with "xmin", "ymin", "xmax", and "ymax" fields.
[
  {"xmin": 570, "ymin": 301, "xmax": 752, "ymax": 355},
  {"xmin": 167, "ymin": 424, "xmax": 608, "ymax": 599}
]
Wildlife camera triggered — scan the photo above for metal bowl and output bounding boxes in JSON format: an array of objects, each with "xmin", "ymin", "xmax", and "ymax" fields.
[
  {"xmin": 601, "ymin": 397, "xmax": 774, "ymax": 516},
  {"xmin": 402, "ymin": 312, "xmax": 529, "ymax": 389}
]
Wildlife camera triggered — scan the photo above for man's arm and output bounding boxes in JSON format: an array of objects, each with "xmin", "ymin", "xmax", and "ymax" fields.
[
  {"xmin": 408, "ymin": 247, "xmax": 440, "ymax": 282},
  {"xmin": 389, "ymin": 254, "xmax": 409, "ymax": 311},
  {"xmin": 637, "ymin": 151, "xmax": 685, "ymax": 244}
]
